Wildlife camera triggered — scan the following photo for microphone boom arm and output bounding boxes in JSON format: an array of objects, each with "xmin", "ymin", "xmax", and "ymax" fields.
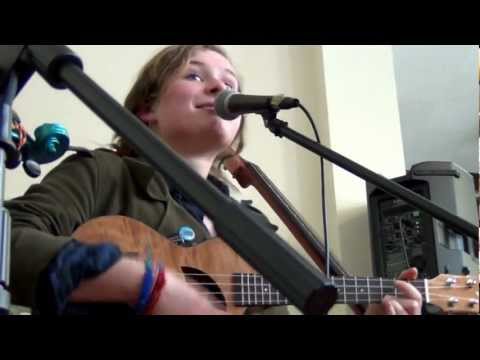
[{"xmin": 260, "ymin": 112, "xmax": 478, "ymax": 240}]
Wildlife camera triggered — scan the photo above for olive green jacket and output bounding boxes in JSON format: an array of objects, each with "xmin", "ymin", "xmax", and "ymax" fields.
[{"xmin": 5, "ymin": 149, "xmax": 290, "ymax": 315}]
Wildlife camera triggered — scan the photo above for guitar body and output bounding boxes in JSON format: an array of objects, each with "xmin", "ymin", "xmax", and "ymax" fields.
[{"xmin": 73, "ymin": 216, "xmax": 257, "ymax": 315}]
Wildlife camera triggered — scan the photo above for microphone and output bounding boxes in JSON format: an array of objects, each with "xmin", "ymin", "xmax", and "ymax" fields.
[{"xmin": 214, "ymin": 90, "xmax": 300, "ymax": 120}]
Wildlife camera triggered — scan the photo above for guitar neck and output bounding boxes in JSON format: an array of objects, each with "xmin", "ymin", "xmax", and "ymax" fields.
[{"xmin": 233, "ymin": 274, "xmax": 427, "ymax": 307}]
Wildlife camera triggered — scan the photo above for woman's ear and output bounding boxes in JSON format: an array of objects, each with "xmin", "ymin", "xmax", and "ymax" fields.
[{"xmin": 137, "ymin": 110, "xmax": 157, "ymax": 126}]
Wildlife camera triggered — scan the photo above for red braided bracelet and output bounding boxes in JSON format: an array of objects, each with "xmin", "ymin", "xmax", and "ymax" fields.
[{"xmin": 143, "ymin": 265, "xmax": 166, "ymax": 315}]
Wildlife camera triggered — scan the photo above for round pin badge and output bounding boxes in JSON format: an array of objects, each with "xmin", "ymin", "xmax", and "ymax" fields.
[{"xmin": 178, "ymin": 226, "xmax": 196, "ymax": 244}]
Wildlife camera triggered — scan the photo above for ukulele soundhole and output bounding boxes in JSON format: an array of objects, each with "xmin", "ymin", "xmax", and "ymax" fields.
[{"xmin": 181, "ymin": 267, "xmax": 227, "ymax": 310}]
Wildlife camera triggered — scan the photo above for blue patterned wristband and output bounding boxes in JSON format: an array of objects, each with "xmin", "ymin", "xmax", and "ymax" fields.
[{"xmin": 134, "ymin": 259, "xmax": 155, "ymax": 314}]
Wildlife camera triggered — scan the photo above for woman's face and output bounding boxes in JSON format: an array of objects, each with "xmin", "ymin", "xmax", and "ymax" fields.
[{"xmin": 147, "ymin": 49, "xmax": 242, "ymax": 157}]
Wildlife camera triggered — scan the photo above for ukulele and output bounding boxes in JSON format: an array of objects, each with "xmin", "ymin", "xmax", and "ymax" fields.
[{"xmin": 73, "ymin": 216, "xmax": 479, "ymax": 315}]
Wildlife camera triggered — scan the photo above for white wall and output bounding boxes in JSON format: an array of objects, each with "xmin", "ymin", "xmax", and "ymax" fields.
[{"xmin": 392, "ymin": 45, "xmax": 478, "ymax": 173}]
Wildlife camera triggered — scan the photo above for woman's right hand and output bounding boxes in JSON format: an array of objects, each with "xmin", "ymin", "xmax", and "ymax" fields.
[
  {"xmin": 151, "ymin": 270, "xmax": 230, "ymax": 315},
  {"xmin": 69, "ymin": 257, "xmax": 228, "ymax": 315}
]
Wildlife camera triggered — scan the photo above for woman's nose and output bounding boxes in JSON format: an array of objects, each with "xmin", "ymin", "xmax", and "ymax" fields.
[{"xmin": 205, "ymin": 77, "xmax": 227, "ymax": 95}]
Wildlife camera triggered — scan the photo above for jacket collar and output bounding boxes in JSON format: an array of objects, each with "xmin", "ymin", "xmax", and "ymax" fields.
[
  {"xmin": 122, "ymin": 156, "xmax": 169, "ymax": 202},
  {"xmin": 122, "ymin": 155, "xmax": 230, "ymax": 202}
]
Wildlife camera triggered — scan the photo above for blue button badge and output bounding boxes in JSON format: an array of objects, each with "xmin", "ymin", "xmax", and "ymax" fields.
[{"xmin": 178, "ymin": 226, "xmax": 196, "ymax": 244}]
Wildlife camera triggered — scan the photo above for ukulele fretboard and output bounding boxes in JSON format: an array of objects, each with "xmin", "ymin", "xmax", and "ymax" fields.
[{"xmin": 232, "ymin": 274, "xmax": 427, "ymax": 307}]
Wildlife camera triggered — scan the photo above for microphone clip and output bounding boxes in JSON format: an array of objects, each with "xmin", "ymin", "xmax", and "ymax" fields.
[
  {"xmin": 260, "ymin": 108, "xmax": 290, "ymax": 138},
  {"xmin": 269, "ymin": 94, "xmax": 286, "ymax": 111}
]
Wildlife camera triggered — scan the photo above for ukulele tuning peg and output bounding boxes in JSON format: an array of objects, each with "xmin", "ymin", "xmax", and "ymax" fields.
[
  {"xmin": 468, "ymin": 298, "xmax": 479, "ymax": 308},
  {"xmin": 445, "ymin": 277, "xmax": 457, "ymax": 287},
  {"xmin": 466, "ymin": 277, "xmax": 476, "ymax": 288},
  {"xmin": 448, "ymin": 297, "xmax": 459, "ymax": 307}
]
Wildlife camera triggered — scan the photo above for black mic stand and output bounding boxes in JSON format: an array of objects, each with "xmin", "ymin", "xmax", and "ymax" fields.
[
  {"xmin": 0, "ymin": 66, "xmax": 25, "ymax": 314},
  {"xmin": 260, "ymin": 113, "xmax": 478, "ymax": 240},
  {"xmin": 0, "ymin": 72, "xmax": 20, "ymax": 315},
  {"xmin": 0, "ymin": 45, "xmax": 337, "ymax": 315}
]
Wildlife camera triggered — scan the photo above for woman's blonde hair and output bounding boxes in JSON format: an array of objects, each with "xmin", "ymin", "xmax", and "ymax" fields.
[{"xmin": 111, "ymin": 45, "xmax": 245, "ymax": 178}]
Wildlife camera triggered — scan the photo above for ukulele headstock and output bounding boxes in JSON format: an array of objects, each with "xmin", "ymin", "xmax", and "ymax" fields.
[{"xmin": 427, "ymin": 274, "xmax": 479, "ymax": 315}]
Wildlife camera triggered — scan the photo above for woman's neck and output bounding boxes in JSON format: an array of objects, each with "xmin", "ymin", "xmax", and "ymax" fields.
[
  {"xmin": 181, "ymin": 154, "xmax": 216, "ymax": 179},
  {"xmin": 178, "ymin": 152, "xmax": 222, "ymax": 237}
]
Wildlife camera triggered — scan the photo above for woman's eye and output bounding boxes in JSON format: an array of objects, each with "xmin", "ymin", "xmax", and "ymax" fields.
[{"xmin": 186, "ymin": 73, "xmax": 202, "ymax": 81}]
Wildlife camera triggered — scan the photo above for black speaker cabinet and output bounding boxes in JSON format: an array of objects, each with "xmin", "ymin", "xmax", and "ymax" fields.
[{"xmin": 367, "ymin": 161, "xmax": 478, "ymax": 280}]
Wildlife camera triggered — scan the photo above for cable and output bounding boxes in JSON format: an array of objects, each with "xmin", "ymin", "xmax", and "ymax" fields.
[{"xmin": 298, "ymin": 103, "xmax": 331, "ymax": 278}]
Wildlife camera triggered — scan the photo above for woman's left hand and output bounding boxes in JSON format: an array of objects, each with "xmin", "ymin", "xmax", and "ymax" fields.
[{"xmin": 365, "ymin": 267, "xmax": 422, "ymax": 315}]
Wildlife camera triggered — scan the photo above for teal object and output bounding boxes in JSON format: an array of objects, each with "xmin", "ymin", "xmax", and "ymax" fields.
[
  {"xmin": 178, "ymin": 226, "xmax": 196, "ymax": 243},
  {"xmin": 31, "ymin": 123, "xmax": 70, "ymax": 164},
  {"xmin": 11, "ymin": 129, "xmax": 20, "ymax": 146}
]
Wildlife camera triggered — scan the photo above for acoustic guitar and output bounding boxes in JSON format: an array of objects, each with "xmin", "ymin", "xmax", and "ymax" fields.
[{"xmin": 73, "ymin": 216, "xmax": 479, "ymax": 315}]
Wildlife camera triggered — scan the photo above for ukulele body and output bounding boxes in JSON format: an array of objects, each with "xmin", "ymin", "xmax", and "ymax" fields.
[{"xmin": 73, "ymin": 215, "xmax": 257, "ymax": 315}]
